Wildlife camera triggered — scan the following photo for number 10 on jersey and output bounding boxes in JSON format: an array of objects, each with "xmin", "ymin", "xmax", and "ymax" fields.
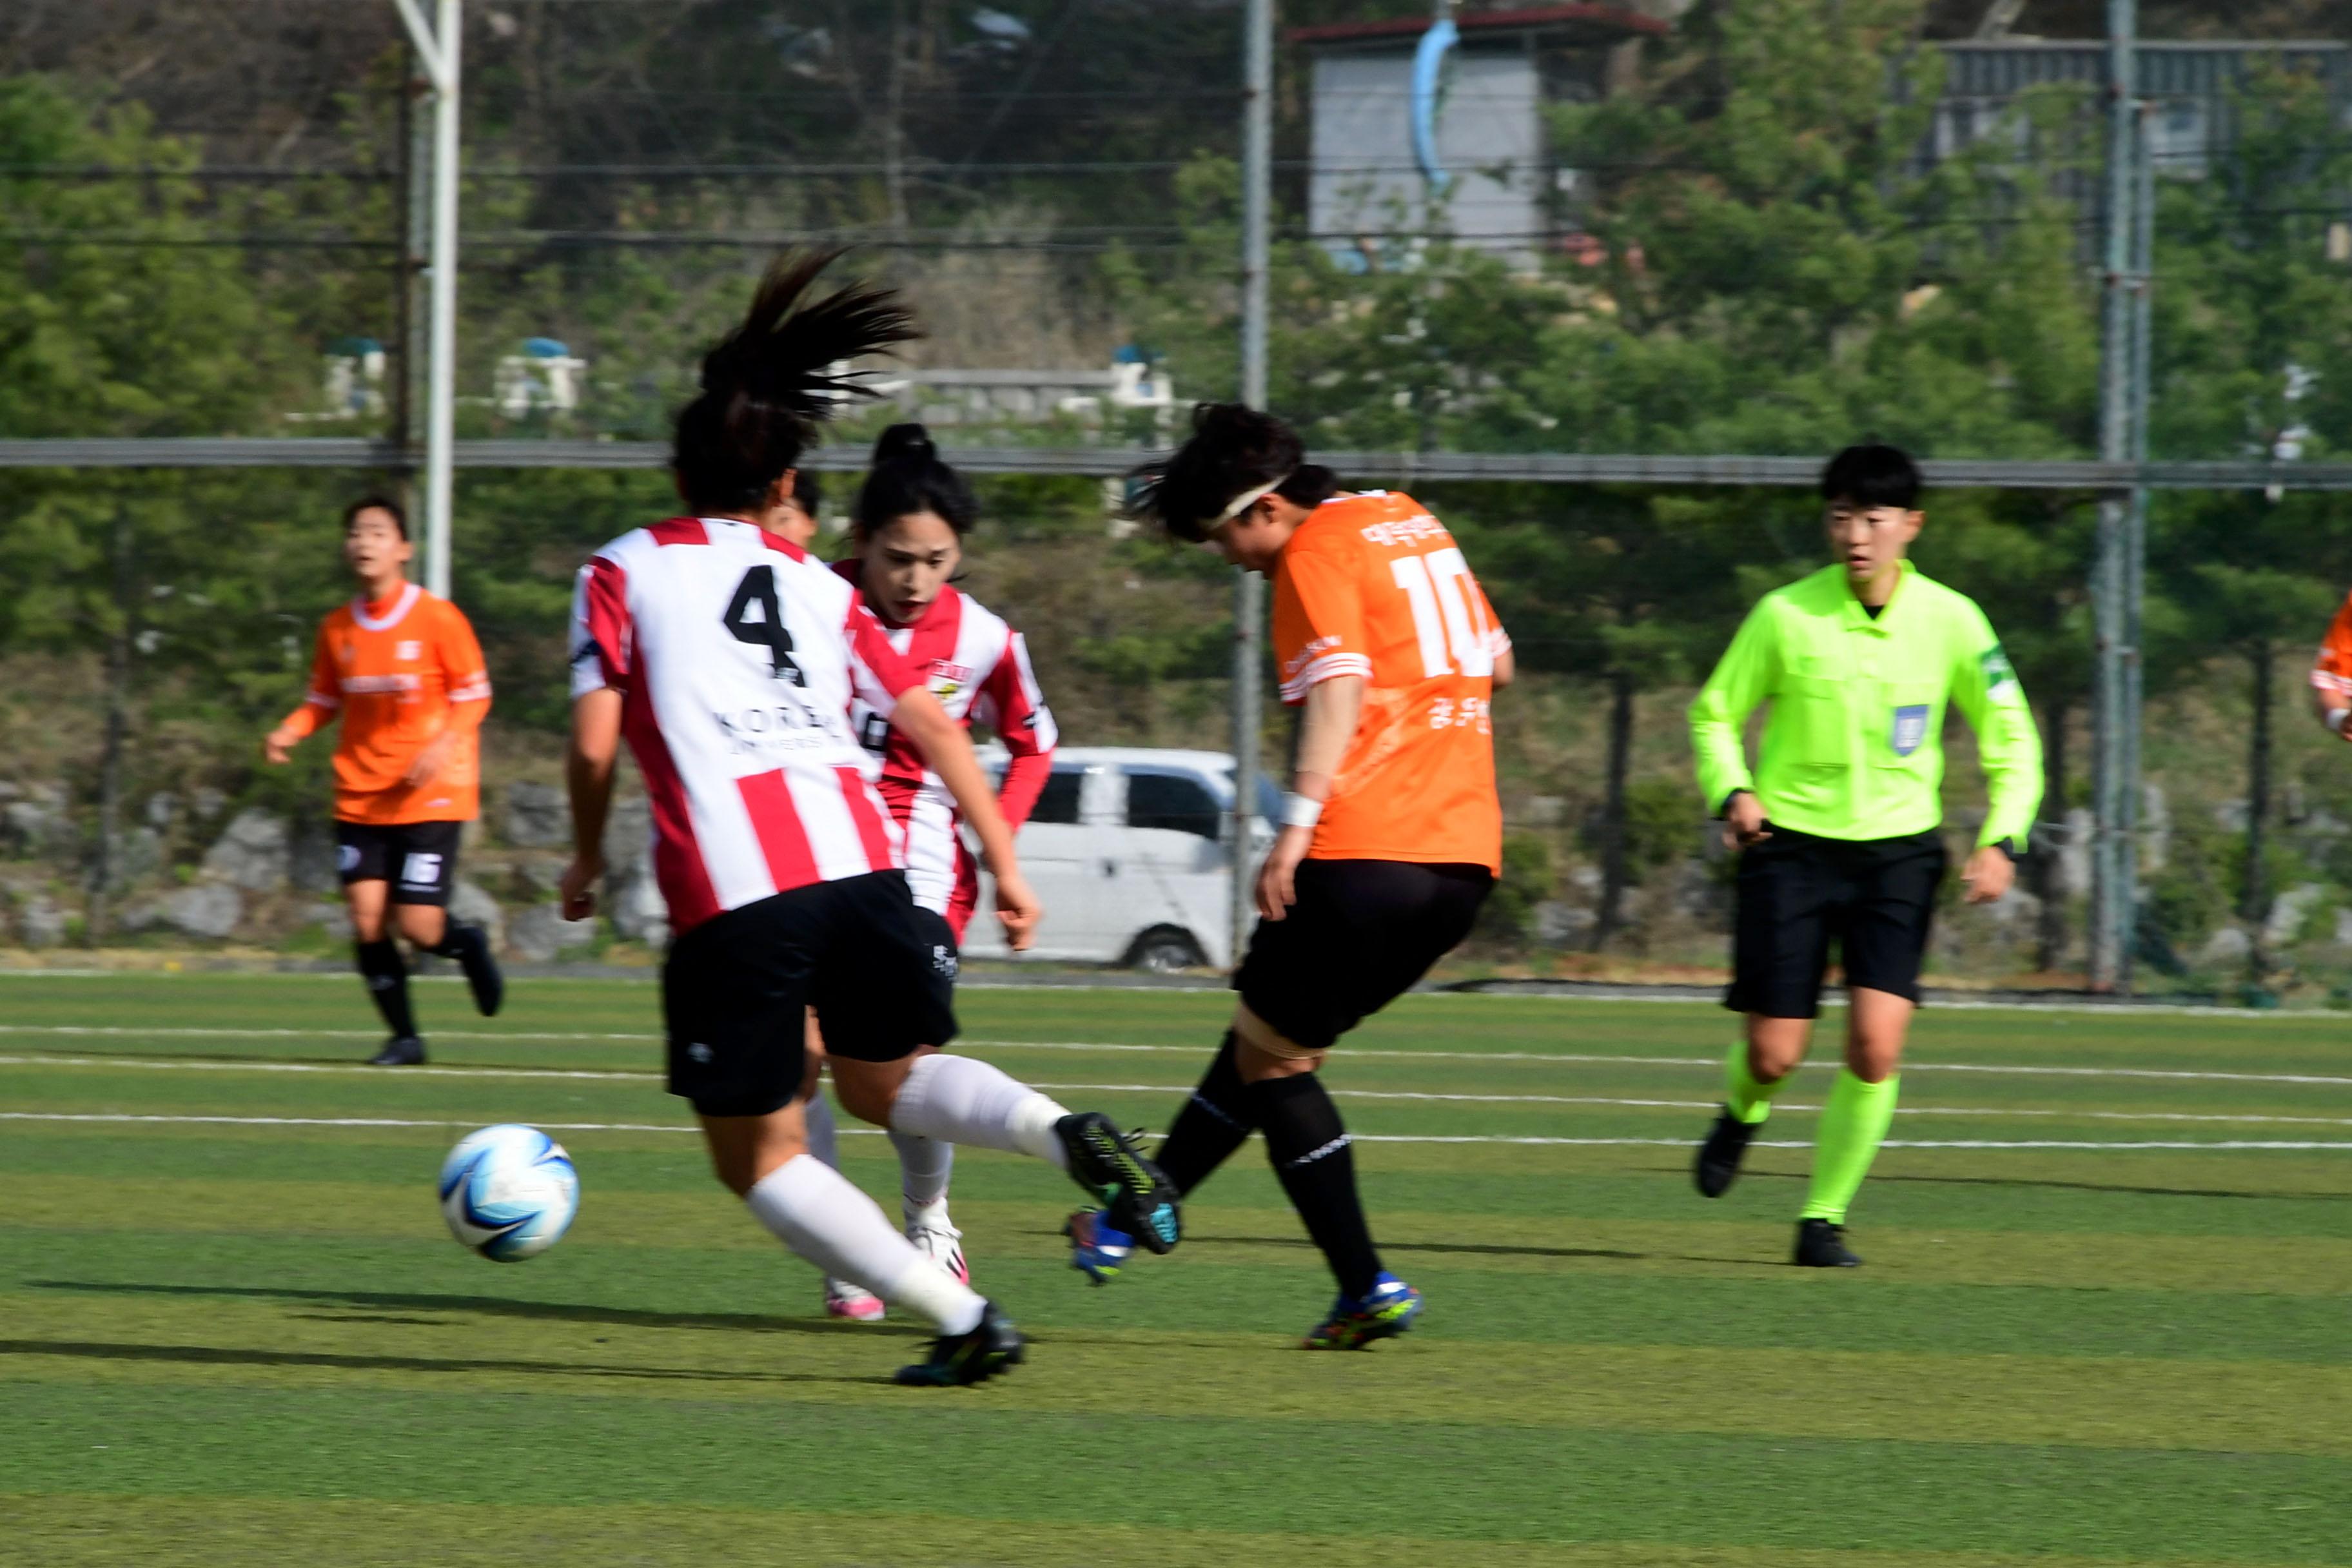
[{"xmin": 1391, "ymin": 547, "xmax": 1494, "ymax": 680}]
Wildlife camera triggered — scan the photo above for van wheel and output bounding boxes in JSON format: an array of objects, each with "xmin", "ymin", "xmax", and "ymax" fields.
[{"xmin": 1127, "ymin": 926, "xmax": 1206, "ymax": 974}]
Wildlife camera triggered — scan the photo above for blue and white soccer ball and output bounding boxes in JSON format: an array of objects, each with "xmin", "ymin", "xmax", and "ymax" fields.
[{"xmin": 437, "ymin": 1124, "xmax": 580, "ymax": 1262}]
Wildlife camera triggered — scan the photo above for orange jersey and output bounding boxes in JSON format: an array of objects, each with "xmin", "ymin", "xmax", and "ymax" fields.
[
  {"xmin": 279, "ymin": 583, "xmax": 492, "ymax": 824},
  {"xmin": 1271, "ymin": 491, "xmax": 1509, "ymax": 873},
  {"xmin": 2315, "ymin": 590, "xmax": 2352, "ymax": 718}
]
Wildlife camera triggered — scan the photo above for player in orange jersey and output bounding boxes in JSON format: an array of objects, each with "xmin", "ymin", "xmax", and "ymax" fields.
[
  {"xmin": 1070, "ymin": 403, "xmax": 1514, "ymax": 1348},
  {"xmin": 264, "ymin": 497, "xmax": 502, "ymax": 1065},
  {"xmin": 2311, "ymin": 587, "xmax": 2352, "ymax": 743}
]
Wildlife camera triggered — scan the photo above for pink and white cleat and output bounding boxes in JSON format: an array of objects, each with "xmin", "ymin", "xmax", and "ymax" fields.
[
  {"xmin": 906, "ymin": 1215, "xmax": 970, "ymax": 1286},
  {"xmin": 823, "ymin": 1277, "xmax": 887, "ymax": 1322}
]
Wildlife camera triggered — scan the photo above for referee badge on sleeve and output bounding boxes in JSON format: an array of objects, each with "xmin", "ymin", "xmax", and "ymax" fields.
[{"xmin": 1891, "ymin": 705, "xmax": 1930, "ymax": 757}]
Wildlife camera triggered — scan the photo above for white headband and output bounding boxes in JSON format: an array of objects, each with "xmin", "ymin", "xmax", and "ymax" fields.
[{"xmin": 1214, "ymin": 473, "xmax": 1293, "ymax": 526}]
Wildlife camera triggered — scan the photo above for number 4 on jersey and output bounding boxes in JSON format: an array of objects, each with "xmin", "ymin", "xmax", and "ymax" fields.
[
  {"xmin": 722, "ymin": 565, "xmax": 805, "ymax": 685},
  {"xmin": 1391, "ymin": 547, "xmax": 1494, "ymax": 680}
]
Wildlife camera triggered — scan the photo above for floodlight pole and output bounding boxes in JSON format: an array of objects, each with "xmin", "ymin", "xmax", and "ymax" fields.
[
  {"xmin": 394, "ymin": 0, "xmax": 461, "ymax": 600},
  {"xmin": 1230, "ymin": 0, "xmax": 1272, "ymax": 971},
  {"xmin": 2090, "ymin": 0, "xmax": 2139, "ymax": 991}
]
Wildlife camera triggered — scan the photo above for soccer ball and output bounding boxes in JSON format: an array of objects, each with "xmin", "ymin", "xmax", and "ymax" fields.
[{"xmin": 438, "ymin": 1124, "xmax": 580, "ymax": 1262}]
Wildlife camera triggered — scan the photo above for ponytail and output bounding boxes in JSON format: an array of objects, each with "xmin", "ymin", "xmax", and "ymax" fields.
[{"xmin": 671, "ymin": 250, "xmax": 920, "ymax": 516}]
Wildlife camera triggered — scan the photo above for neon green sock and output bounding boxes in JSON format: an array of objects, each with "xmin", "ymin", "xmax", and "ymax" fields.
[
  {"xmin": 1723, "ymin": 1039, "xmax": 1788, "ymax": 1125},
  {"xmin": 1801, "ymin": 1069, "xmax": 1899, "ymax": 1224}
]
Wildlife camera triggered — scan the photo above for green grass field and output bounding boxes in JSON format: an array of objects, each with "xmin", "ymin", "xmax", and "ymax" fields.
[{"xmin": 3, "ymin": 972, "xmax": 2349, "ymax": 1567}]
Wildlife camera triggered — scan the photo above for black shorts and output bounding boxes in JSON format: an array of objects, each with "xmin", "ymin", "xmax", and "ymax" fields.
[
  {"xmin": 661, "ymin": 871, "xmax": 958, "ymax": 1119},
  {"xmin": 911, "ymin": 904, "xmax": 961, "ymax": 985},
  {"xmin": 336, "ymin": 819, "xmax": 464, "ymax": 906},
  {"xmin": 1727, "ymin": 827, "xmax": 1948, "ymax": 1019},
  {"xmin": 1233, "ymin": 858, "xmax": 1492, "ymax": 1054}
]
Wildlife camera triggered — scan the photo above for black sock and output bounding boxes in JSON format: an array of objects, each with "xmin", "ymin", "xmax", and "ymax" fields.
[
  {"xmin": 419, "ymin": 920, "xmax": 473, "ymax": 959},
  {"xmin": 356, "ymin": 939, "xmax": 417, "ymax": 1039},
  {"xmin": 1251, "ymin": 1072, "xmax": 1382, "ymax": 1301},
  {"xmin": 1153, "ymin": 1032, "xmax": 1259, "ymax": 1198}
]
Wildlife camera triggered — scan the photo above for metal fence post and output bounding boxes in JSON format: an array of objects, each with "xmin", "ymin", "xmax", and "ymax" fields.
[{"xmin": 1231, "ymin": 0, "xmax": 1271, "ymax": 971}]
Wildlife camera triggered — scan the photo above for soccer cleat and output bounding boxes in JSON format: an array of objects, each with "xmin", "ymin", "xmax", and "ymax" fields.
[
  {"xmin": 894, "ymin": 1300, "xmax": 1025, "ymax": 1387},
  {"xmin": 1054, "ymin": 1112, "xmax": 1181, "ymax": 1255},
  {"xmin": 823, "ymin": 1279, "xmax": 887, "ymax": 1322},
  {"xmin": 445, "ymin": 921, "xmax": 505, "ymax": 1017},
  {"xmin": 1302, "ymin": 1272, "xmax": 1423, "ymax": 1351},
  {"xmin": 368, "ymin": 1035, "xmax": 426, "ymax": 1066},
  {"xmin": 906, "ymin": 1217, "xmax": 970, "ymax": 1286},
  {"xmin": 1794, "ymin": 1218, "xmax": 1861, "ymax": 1268},
  {"xmin": 1062, "ymin": 1208, "xmax": 1135, "ymax": 1285},
  {"xmin": 1694, "ymin": 1107, "xmax": 1760, "ymax": 1198}
]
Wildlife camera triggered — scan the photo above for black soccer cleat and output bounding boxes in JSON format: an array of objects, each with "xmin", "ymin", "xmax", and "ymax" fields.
[
  {"xmin": 444, "ymin": 921, "xmax": 504, "ymax": 1017},
  {"xmin": 1694, "ymin": 1107, "xmax": 1759, "ymax": 1199},
  {"xmin": 1054, "ymin": 1112, "xmax": 1181, "ymax": 1255},
  {"xmin": 1794, "ymin": 1218, "xmax": 1861, "ymax": 1268},
  {"xmin": 368, "ymin": 1035, "xmax": 426, "ymax": 1067},
  {"xmin": 894, "ymin": 1300, "xmax": 1025, "ymax": 1387}
]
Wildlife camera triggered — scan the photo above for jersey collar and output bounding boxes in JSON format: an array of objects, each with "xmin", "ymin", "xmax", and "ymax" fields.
[
  {"xmin": 351, "ymin": 581, "xmax": 422, "ymax": 632},
  {"xmin": 1843, "ymin": 559, "xmax": 1914, "ymax": 632}
]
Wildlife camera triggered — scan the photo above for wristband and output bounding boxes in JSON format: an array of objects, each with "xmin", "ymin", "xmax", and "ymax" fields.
[
  {"xmin": 1280, "ymin": 792, "xmax": 1324, "ymax": 830},
  {"xmin": 2331, "ymin": 707, "xmax": 2349, "ymax": 736}
]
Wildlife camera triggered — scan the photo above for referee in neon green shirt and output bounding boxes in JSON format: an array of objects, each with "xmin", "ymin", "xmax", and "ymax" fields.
[{"xmin": 1687, "ymin": 445, "xmax": 2043, "ymax": 1267}]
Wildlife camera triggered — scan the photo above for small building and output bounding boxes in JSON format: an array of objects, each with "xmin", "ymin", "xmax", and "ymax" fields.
[
  {"xmin": 496, "ymin": 337, "xmax": 589, "ymax": 418},
  {"xmin": 1930, "ymin": 39, "xmax": 2352, "ymax": 183},
  {"xmin": 1290, "ymin": 5, "xmax": 1671, "ymax": 274},
  {"xmin": 1295, "ymin": 13, "xmax": 2351, "ymax": 275}
]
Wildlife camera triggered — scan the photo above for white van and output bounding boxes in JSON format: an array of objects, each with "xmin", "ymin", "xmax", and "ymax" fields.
[{"xmin": 965, "ymin": 746, "xmax": 1277, "ymax": 970}]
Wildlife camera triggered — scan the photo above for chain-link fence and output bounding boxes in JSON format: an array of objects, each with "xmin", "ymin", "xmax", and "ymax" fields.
[{"xmin": 8, "ymin": 1, "xmax": 2352, "ymax": 996}]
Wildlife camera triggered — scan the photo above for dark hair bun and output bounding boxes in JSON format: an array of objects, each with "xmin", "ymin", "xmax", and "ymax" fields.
[
  {"xmin": 856, "ymin": 422, "xmax": 978, "ymax": 537},
  {"xmin": 872, "ymin": 423, "xmax": 938, "ymax": 465}
]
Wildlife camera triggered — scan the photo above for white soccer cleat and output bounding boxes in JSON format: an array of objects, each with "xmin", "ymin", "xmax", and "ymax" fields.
[
  {"xmin": 823, "ymin": 1277, "xmax": 886, "ymax": 1322},
  {"xmin": 906, "ymin": 1217, "xmax": 970, "ymax": 1286}
]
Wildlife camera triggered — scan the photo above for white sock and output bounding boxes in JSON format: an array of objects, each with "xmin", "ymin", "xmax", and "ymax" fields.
[
  {"xmin": 890, "ymin": 1127, "xmax": 956, "ymax": 1215},
  {"xmin": 803, "ymin": 1088, "xmax": 841, "ymax": 1170},
  {"xmin": 743, "ymin": 1155, "xmax": 984, "ymax": 1335},
  {"xmin": 890, "ymin": 1054, "xmax": 1070, "ymax": 1169}
]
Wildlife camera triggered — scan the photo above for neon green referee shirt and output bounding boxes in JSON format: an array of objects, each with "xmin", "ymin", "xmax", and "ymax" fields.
[{"xmin": 1689, "ymin": 562, "xmax": 2044, "ymax": 848}]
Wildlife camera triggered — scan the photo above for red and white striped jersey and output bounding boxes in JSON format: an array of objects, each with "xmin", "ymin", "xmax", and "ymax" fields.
[
  {"xmin": 838, "ymin": 565, "xmax": 1057, "ymax": 934},
  {"xmin": 569, "ymin": 517, "xmax": 925, "ymax": 938}
]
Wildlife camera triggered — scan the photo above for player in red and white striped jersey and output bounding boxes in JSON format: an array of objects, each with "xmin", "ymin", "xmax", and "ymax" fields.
[
  {"xmin": 555, "ymin": 252, "xmax": 1177, "ymax": 1387},
  {"xmin": 843, "ymin": 427, "xmax": 1057, "ymax": 944},
  {"xmin": 801, "ymin": 424, "xmax": 1059, "ymax": 1315}
]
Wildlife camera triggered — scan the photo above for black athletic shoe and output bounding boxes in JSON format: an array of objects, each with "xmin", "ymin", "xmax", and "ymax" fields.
[
  {"xmin": 894, "ymin": 1300, "xmax": 1025, "ymax": 1387},
  {"xmin": 1794, "ymin": 1218, "xmax": 1860, "ymax": 1268},
  {"xmin": 445, "ymin": 922, "xmax": 504, "ymax": 1017},
  {"xmin": 1054, "ymin": 1112, "xmax": 1181, "ymax": 1255},
  {"xmin": 1694, "ymin": 1107, "xmax": 1759, "ymax": 1198},
  {"xmin": 368, "ymin": 1035, "xmax": 426, "ymax": 1066}
]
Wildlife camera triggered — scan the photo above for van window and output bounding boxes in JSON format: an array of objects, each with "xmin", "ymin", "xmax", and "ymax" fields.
[
  {"xmin": 1126, "ymin": 770, "xmax": 1221, "ymax": 839},
  {"xmin": 1030, "ymin": 769, "xmax": 1083, "ymax": 825}
]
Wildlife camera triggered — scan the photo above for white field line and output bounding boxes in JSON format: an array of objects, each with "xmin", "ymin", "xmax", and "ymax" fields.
[
  {"xmin": 3, "ymin": 1110, "xmax": 2351, "ymax": 1152},
  {"xmin": 3, "ymin": 1025, "xmax": 2351, "ymax": 1088},
  {"xmin": 5, "ymin": 1030, "xmax": 2352, "ymax": 1090},
  {"xmin": 6, "ymin": 966, "xmax": 2352, "ymax": 1023},
  {"xmin": 14, "ymin": 1054, "xmax": 2352, "ymax": 1130}
]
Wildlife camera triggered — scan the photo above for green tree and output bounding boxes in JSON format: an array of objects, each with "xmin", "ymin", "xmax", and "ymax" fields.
[
  {"xmin": 0, "ymin": 77, "xmax": 308, "ymax": 937},
  {"xmin": 2144, "ymin": 62, "xmax": 2352, "ymax": 945},
  {"xmin": 1455, "ymin": 487, "xmax": 1751, "ymax": 948}
]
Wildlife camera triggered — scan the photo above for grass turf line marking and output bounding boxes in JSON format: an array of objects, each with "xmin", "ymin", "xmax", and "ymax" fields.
[
  {"xmin": 17, "ymin": 1054, "xmax": 2352, "ymax": 1130},
  {"xmin": 5, "ymin": 1112, "xmax": 2352, "ymax": 1152},
  {"xmin": 8, "ymin": 1034, "xmax": 2352, "ymax": 1090}
]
